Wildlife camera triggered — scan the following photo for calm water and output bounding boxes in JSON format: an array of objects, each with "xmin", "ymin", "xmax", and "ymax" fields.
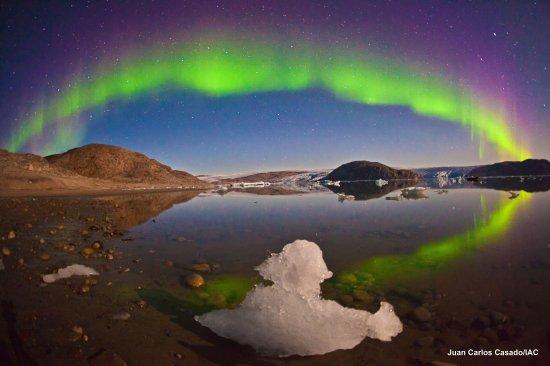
[{"xmin": 1, "ymin": 181, "xmax": 549, "ymax": 365}]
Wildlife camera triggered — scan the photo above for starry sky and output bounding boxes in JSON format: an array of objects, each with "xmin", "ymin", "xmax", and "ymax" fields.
[{"xmin": 0, "ymin": 0, "xmax": 548, "ymax": 174}]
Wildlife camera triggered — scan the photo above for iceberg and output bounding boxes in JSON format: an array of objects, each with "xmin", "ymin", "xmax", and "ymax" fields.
[
  {"xmin": 375, "ymin": 178, "xmax": 388, "ymax": 187},
  {"xmin": 42, "ymin": 264, "xmax": 99, "ymax": 283},
  {"xmin": 196, "ymin": 240, "xmax": 402, "ymax": 357}
]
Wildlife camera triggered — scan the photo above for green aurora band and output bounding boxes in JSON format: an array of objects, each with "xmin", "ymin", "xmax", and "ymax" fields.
[
  {"xmin": 334, "ymin": 190, "xmax": 531, "ymax": 289},
  {"xmin": 6, "ymin": 37, "xmax": 530, "ymax": 159}
]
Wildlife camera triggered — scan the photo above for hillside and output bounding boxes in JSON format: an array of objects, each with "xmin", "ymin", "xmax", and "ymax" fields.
[
  {"xmin": 0, "ymin": 144, "xmax": 210, "ymax": 195},
  {"xmin": 45, "ymin": 144, "xmax": 209, "ymax": 187},
  {"xmin": 468, "ymin": 159, "xmax": 550, "ymax": 177},
  {"xmin": 324, "ymin": 161, "xmax": 421, "ymax": 181}
]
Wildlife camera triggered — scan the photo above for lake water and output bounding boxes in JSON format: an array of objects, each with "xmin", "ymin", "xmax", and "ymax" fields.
[{"xmin": 0, "ymin": 180, "xmax": 548, "ymax": 365}]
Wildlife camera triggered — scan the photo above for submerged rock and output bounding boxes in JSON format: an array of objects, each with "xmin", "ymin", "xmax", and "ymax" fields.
[
  {"xmin": 196, "ymin": 239, "xmax": 402, "ymax": 357},
  {"xmin": 185, "ymin": 274, "xmax": 205, "ymax": 288},
  {"xmin": 352, "ymin": 290, "xmax": 374, "ymax": 304},
  {"xmin": 80, "ymin": 247, "xmax": 96, "ymax": 258}
]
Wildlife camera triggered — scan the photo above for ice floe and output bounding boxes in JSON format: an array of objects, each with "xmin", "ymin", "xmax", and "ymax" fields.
[
  {"xmin": 42, "ymin": 264, "xmax": 99, "ymax": 283},
  {"xmin": 196, "ymin": 239, "xmax": 402, "ymax": 357}
]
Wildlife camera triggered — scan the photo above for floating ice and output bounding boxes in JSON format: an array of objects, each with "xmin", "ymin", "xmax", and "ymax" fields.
[
  {"xmin": 42, "ymin": 264, "xmax": 99, "ymax": 283},
  {"xmin": 195, "ymin": 240, "xmax": 402, "ymax": 357},
  {"xmin": 401, "ymin": 187, "xmax": 429, "ymax": 199},
  {"xmin": 375, "ymin": 178, "xmax": 388, "ymax": 187}
]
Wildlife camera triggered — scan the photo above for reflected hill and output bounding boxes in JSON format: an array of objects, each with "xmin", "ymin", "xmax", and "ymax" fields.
[
  {"xmin": 473, "ymin": 177, "xmax": 550, "ymax": 193},
  {"xmin": 326, "ymin": 180, "xmax": 417, "ymax": 201},
  {"xmin": 93, "ymin": 190, "xmax": 201, "ymax": 229},
  {"xmin": 227, "ymin": 186, "xmax": 309, "ymax": 195}
]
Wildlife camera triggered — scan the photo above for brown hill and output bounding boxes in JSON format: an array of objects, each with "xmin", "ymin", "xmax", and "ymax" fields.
[
  {"xmin": 0, "ymin": 144, "xmax": 210, "ymax": 195},
  {"xmin": 467, "ymin": 159, "xmax": 550, "ymax": 177},
  {"xmin": 45, "ymin": 144, "xmax": 209, "ymax": 187},
  {"xmin": 0, "ymin": 148, "xmax": 100, "ymax": 191},
  {"xmin": 324, "ymin": 161, "xmax": 421, "ymax": 181}
]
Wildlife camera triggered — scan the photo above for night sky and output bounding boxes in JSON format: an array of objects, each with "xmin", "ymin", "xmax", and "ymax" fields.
[{"xmin": 0, "ymin": 1, "xmax": 548, "ymax": 174}]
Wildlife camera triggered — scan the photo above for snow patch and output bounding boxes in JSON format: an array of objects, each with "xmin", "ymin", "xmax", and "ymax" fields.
[
  {"xmin": 42, "ymin": 264, "xmax": 99, "ymax": 283},
  {"xmin": 195, "ymin": 239, "xmax": 402, "ymax": 357}
]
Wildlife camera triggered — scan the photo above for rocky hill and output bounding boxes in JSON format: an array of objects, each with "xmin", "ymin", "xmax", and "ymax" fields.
[
  {"xmin": 468, "ymin": 159, "xmax": 550, "ymax": 177},
  {"xmin": 45, "ymin": 144, "xmax": 209, "ymax": 187},
  {"xmin": 324, "ymin": 161, "xmax": 421, "ymax": 181},
  {"xmin": 0, "ymin": 144, "xmax": 210, "ymax": 195}
]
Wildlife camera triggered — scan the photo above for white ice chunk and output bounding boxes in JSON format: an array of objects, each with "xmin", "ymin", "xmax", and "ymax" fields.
[
  {"xmin": 375, "ymin": 178, "xmax": 388, "ymax": 187},
  {"xmin": 195, "ymin": 240, "xmax": 402, "ymax": 357},
  {"xmin": 42, "ymin": 264, "xmax": 99, "ymax": 283}
]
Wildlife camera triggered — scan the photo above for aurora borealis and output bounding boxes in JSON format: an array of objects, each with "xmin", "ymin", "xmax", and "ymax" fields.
[{"xmin": 1, "ymin": 1, "xmax": 548, "ymax": 172}]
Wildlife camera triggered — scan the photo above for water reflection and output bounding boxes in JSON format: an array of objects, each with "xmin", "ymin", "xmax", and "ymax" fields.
[
  {"xmin": 330, "ymin": 191, "xmax": 531, "ymax": 294},
  {"xmin": 166, "ymin": 188, "xmax": 534, "ymax": 313},
  {"xmin": 472, "ymin": 177, "xmax": 550, "ymax": 193},
  {"xmin": 92, "ymin": 190, "xmax": 200, "ymax": 229},
  {"xmin": 326, "ymin": 180, "xmax": 416, "ymax": 201}
]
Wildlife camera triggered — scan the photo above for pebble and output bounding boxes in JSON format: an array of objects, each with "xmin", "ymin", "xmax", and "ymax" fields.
[
  {"xmin": 207, "ymin": 293, "xmax": 227, "ymax": 307},
  {"xmin": 185, "ymin": 273, "xmax": 205, "ymax": 288},
  {"xmin": 338, "ymin": 273, "xmax": 357, "ymax": 284},
  {"xmin": 352, "ymin": 290, "xmax": 373, "ymax": 304},
  {"xmin": 2, "ymin": 247, "xmax": 11, "ymax": 256},
  {"xmin": 80, "ymin": 285, "xmax": 91, "ymax": 293},
  {"xmin": 489, "ymin": 311, "xmax": 508, "ymax": 325},
  {"xmin": 191, "ymin": 263, "xmax": 211, "ymax": 272},
  {"xmin": 112, "ymin": 312, "xmax": 131, "ymax": 321},
  {"xmin": 8, "ymin": 230, "xmax": 16, "ymax": 239},
  {"xmin": 39, "ymin": 253, "xmax": 50, "ymax": 261},
  {"xmin": 412, "ymin": 306, "xmax": 432, "ymax": 322},
  {"xmin": 165, "ymin": 260, "xmax": 174, "ymax": 267},
  {"xmin": 339, "ymin": 294, "xmax": 354, "ymax": 305},
  {"xmin": 65, "ymin": 244, "xmax": 76, "ymax": 252},
  {"xmin": 81, "ymin": 247, "xmax": 95, "ymax": 258},
  {"xmin": 91, "ymin": 241, "xmax": 103, "ymax": 250}
]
